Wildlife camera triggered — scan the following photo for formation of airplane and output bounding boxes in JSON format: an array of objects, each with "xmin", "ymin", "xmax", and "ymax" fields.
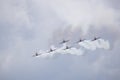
[{"xmin": 33, "ymin": 37, "xmax": 101, "ymax": 57}]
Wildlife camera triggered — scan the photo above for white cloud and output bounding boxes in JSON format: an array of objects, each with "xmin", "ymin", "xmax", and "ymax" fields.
[
  {"xmin": 49, "ymin": 0, "xmax": 120, "ymax": 34},
  {"xmin": 0, "ymin": 0, "xmax": 31, "ymax": 28},
  {"xmin": 0, "ymin": 0, "xmax": 120, "ymax": 80}
]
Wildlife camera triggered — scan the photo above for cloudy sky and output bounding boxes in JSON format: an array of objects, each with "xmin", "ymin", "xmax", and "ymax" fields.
[{"xmin": 0, "ymin": 0, "xmax": 120, "ymax": 80}]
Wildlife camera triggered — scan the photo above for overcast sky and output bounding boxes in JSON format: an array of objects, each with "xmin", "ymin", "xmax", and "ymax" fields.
[{"xmin": 0, "ymin": 0, "xmax": 120, "ymax": 80}]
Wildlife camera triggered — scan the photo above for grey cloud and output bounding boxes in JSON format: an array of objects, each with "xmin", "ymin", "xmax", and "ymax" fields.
[{"xmin": 105, "ymin": 0, "xmax": 120, "ymax": 9}]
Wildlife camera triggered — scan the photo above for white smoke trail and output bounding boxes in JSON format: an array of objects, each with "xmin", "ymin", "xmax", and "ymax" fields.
[
  {"xmin": 37, "ymin": 38, "xmax": 110, "ymax": 58},
  {"xmin": 79, "ymin": 39, "xmax": 110, "ymax": 51},
  {"xmin": 55, "ymin": 43, "xmax": 84, "ymax": 56}
]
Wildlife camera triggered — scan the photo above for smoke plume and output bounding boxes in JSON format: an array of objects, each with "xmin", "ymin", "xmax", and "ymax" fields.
[{"xmin": 38, "ymin": 38, "xmax": 110, "ymax": 58}]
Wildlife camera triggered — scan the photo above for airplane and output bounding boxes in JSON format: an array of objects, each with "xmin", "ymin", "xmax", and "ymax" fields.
[
  {"xmin": 59, "ymin": 39, "xmax": 69, "ymax": 44},
  {"xmin": 47, "ymin": 48, "xmax": 56, "ymax": 53},
  {"xmin": 92, "ymin": 37, "xmax": 100, "ymax": 41},
  {"xmin": 63, "ymin": 46, "xmax": 72, "ymax": 50},
  {"xmin": 32, "ymin": 52, "xmax": 41, "ymax": 57},
  {"xmin": 76, "ymin": 38, "xmax": 85, "ymax": 43}
]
